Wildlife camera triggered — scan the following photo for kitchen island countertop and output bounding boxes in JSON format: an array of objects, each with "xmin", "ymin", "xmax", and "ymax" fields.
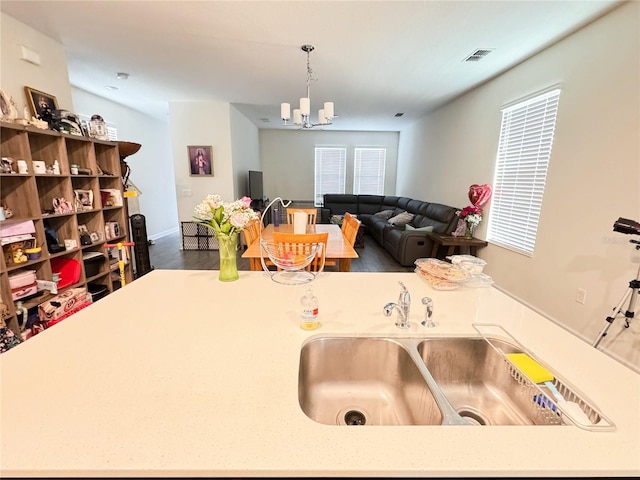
[{"xmin": 1, "ymin": 270, "xmax": 639, "ymax": 477}]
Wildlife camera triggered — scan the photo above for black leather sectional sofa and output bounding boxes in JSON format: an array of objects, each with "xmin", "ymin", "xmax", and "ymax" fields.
[{"xmin": 320, "ymin": 194, "xmax": 459, "ymax": 266}]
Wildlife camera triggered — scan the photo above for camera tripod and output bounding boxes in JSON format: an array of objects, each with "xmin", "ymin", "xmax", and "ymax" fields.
[{"xmin": 592, "ymin": 241, "xmax": 640, "ymax": 348}]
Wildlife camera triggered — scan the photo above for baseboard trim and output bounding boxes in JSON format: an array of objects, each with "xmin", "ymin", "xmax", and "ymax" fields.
[{"xmin": 149, "ymin": 227, "xmax": 179, "ymax": 241}]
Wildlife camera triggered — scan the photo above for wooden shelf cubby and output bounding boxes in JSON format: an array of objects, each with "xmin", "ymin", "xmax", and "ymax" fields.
[{"xmin": 0, "ymin": 122, "xmax": 132, "ymax": 340}]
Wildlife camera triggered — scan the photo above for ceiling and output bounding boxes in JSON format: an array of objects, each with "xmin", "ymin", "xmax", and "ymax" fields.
[{"xmin": 1, "ymin": 0, "xmax": 623, "ymax": 132}]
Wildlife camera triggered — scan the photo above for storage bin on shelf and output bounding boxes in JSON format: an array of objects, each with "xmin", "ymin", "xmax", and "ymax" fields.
[
  {"xmin": 8, "ymin": 270, "xmax": 38, "ymax": 301},
  {"xmin": 87, "ymin": 283, "xmax": 108, "ymax": 302},
  {"xmin": 37, "ymin": 287, "xmax": 91, "ymax": 325},
  {"xmin": 25, "ymin": 247, "xmax": 42, "ymax": 260},
  {"xmin": 82, "ymin": 252, "xmax": 106, "ymax": 277},
  {"xmin": 2, "ymin": 235, "xmax": 36, "ymax": 266},
  {"xmin": 50, "ymin": 257, "xmax": 81, "ymax": 289}
]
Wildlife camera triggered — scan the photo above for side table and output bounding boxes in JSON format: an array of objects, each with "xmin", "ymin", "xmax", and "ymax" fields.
[{"xmin": 425, "ymin": 232, "xmax": 488, "ymax": 259}]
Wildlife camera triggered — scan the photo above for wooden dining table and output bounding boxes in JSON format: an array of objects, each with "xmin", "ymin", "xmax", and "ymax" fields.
[{"xmin": 242, "ymin": 223, "xmax": 359, "ymax": 272}]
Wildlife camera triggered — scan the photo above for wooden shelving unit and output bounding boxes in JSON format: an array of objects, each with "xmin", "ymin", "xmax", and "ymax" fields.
[{"xmin": 1, "ymin": 122, "xmax": 132, "ymax": 338}]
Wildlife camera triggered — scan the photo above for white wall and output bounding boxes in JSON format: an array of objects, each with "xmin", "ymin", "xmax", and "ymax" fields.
[
  {"xmin": 71, "ymin": 87, "xmax": 178, "ymax": 240},
  {"xmin": 259, "ymin": 129, "xmax": 399, "ymax": 201},
  {"xmin": 169, "ymin": 101, "xmax": 236, "ymax": 221},
  {"xmin": 398, "ymin": 2, "xmax": 640, "ymax": 371},
  {"xmin": 230, "ymin": 105, "xmax": 261, "ymax": 199},
  {"xmin": 0, "ymin": 12, "xmax": 179, "ymax": 241},
  {"xmin": 0, "ymin": 12, "xmax": 72, "ymax": 117}
]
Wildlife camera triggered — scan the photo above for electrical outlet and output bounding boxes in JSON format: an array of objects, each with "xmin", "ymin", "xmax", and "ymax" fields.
[
  {"xmin": 576, "ymin": 288, "xmax": 587, "ymax": 305},
  {"xmin": 182, "ymin": 189, "xmax": 192, "ymax": 197}
]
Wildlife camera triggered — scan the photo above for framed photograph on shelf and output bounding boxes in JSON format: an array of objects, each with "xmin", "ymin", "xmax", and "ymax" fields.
[
  {"xmin": 24, "ymin": 86, "xmax": 58, "ymax": 119},
  {"xmin": 188, "ymin": 145, "xmax": 213, "ymax": 176},
  {"xmin": 73, "ymin": 189, "xmax": 94, "ymax": 212}
]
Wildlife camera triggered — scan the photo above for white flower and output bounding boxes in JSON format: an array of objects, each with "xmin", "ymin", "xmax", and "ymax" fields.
[
  {"xmin": 466, "ymin": 213, "xmax": 482, "ymax": 227},
  {"xmin": 193, "ymin": 194, "xmax": 259, "ymax": 237},
  {"xmin": 194, "ymin": 202, "xmax": 213, "ymax": 220}
]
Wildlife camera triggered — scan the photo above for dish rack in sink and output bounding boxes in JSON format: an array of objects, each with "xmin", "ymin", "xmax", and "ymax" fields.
[{"xmin": 473, "ymin": 323, "xmax": 615, "ymax": 432}]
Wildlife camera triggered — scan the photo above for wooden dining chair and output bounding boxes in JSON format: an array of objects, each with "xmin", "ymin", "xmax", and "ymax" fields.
[
  {"xmin": 272, "ymin": 231, "xmax": 328, "ymax": 272},
  {"xmin": 286, "ymin": 207, "xmax": 318, "ymax": 225},
  {"xmin": 326, "ymin": 212, "xmax": 361, "ymax": 271},
  {"xmin": 242, "ymin": 218, "xmax": 262, "ymax": 247},
  {"xmin": 243, "ymin": 219, "xmax": 274, "ymax": 268},
  {"xmin": 342, "ymin": 212, "xmax": 361, "ymax": 247}
]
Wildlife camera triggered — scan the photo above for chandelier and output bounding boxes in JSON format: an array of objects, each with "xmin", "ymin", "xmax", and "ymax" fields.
[{"xmin": 280, "ymin": 44, "xmax": 334, "ymax": 129}]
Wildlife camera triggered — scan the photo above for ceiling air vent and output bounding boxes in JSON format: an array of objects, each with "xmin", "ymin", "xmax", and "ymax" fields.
[
  {"xmin": 260, "ymin": 118, "xmax": 270, "ymax": 123},
  {"xmin": 394, "ymin": 113, "xmax": 404, "ymax": 117},
  {"xmin": 463, "ymin": 48, "xmax": 494, "ymax": 62}
]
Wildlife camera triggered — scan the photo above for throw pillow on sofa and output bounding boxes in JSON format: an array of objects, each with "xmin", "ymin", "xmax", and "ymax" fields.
[
  {"xmin": 373, "ymin": 209, "xmax": 394, "ymax": 219},
  {"xmin": 405, "ymin": 224, "xmax": 434, "ymax": 232},
  {"xmin": 388, "ymin": 211, "xmax": 414, "ymax": 226}
]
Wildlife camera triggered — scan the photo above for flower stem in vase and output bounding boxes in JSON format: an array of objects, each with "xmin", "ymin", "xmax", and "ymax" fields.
[
  {"xmin": 464, "ymin": 222, "xmax": 476, "ymax": 239},
  {"xmin": 217, "ymin": 232, "xmax": 239, "ymax": 282}
]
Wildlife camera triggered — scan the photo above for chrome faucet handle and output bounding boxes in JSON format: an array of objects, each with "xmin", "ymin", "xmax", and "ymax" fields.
[
  {"xmin": 421, "ymin": 297, "xmax": 436, "ymax": 328},
  {"xmin": 383, "ymin": 281, "xmax": 412, "ymax": 329},
  {"xmin": 384, "ymin": 302, "xmax": 410, "ymax": 329},
  {"xmin": 397, "ymin": 281, "xmax": 410, "ymax": 309}
]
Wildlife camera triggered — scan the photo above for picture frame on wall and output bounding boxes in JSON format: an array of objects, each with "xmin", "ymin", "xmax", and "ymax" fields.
[
  {"xmin": 24, "ymin": 86, "xmax": 58, "ymax": 119},
  {"xmin": 188, "ymin": 145, "xmax": 213, "ymax": 176}
]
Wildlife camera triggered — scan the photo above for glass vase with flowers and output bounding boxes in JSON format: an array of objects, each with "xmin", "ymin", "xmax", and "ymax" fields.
[
  {"xmin": 194, "ymin": 194, "xmax": 259, "ymax": 281},
  {"xmin": 456, "ymin": 205, "xmax": 483, "ymax": 239}
]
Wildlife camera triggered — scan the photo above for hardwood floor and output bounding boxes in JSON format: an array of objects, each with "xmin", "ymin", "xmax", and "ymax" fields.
[{"xmin": 147, "ymin": 230, "xmax": 414, "ymax": 273}]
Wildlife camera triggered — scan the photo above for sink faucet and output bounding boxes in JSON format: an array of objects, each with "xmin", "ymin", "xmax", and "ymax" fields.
[{"xmin": 383, "ymin": 281, "xmax": 411, "ymax": 328}]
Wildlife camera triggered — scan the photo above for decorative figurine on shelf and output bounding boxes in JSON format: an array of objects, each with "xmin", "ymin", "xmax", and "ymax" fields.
[
  {"xmin": 13, "ymin": 106, "xmax": 29, "ymax": 126},
  {"xmin": 28, "ymin": 115, "xmax": 48, "ymax": 129},
  {"xmin": 12, "ymin": 246, "xmax": 28, "ymax": 264},
  {"xmin": 38, "ymin": 103, "xmax": 54, "ymax": 129},
  {"xmin": 2, "ymin": 203, "xmax": 13, "ymax": 219},
  {"xmin": 0, "ymin": 88, "xmax": 18, "ymax": 122},
  {"xmin": 52, "ymin": 197, "xmax": 73, "ymax": 215},
  {"xmin": 89, "ymin": 114, "xmax": 109, "ymax": 140},
  {"xmin": 1, "ymin": 156, "xmax": 13, "ymax": 174}
]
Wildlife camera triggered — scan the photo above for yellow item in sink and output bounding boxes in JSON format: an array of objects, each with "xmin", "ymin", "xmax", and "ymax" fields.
[{"xmin": 506, "ymin": 353, "xmax": 554, "ymax": 383}]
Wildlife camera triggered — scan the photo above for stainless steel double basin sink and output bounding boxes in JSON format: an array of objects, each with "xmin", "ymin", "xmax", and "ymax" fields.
[{"xmin": 298, "ymin": 336, "xmax": 558, "ymax": 426}]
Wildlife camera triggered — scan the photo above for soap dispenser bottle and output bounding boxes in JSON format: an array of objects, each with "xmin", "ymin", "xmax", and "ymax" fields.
[{"xmin": 300, "ymin": 287, "xmax": 319, "ymax": 330}]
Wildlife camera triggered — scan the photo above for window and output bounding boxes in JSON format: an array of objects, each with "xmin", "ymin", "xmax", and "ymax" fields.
[
  {"xmin": 314, "ymin": 147, "xmax": 346, "ymax": 206},
  {"xmin": 353, "ymin": 147, "xmax": 386, "ymax": 195},
  {"xmin": 487, "ymin": 88, "xmax": 561, "ymax": 256}
]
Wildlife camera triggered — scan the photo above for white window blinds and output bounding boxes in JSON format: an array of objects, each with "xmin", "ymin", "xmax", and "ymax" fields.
[
  {"xmin": 487, "ymin": 88, "xmax": 561, "ymax": 256},
  {"xmin": 353, "ymin": 147, "xmax": 386, "ymax": 195},
  {"xmin": 314, "ymin": 147, "xmax": 346, "ymax": 206}
]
